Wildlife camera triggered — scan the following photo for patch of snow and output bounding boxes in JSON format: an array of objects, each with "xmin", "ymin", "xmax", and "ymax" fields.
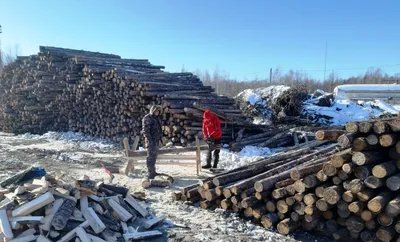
[
  {"xmin": 215, "ymin": 146, "xmax": 279, "ymax": 171},
  {"xmin": 18, "ymin": 131, "xmax": 117, "ymax": 152}
]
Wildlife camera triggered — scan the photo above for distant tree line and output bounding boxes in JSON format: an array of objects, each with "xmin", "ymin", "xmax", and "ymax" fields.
[
  {"xmin": 0, "ymin": 45, "xmax": 20, "ymax": 73},
  {"xmin": 193, "ymin": 67, "xmax": 400, "ymax": 97}
]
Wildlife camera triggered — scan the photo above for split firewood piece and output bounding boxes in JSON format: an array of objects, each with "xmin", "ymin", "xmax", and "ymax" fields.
[
  {"xmin": 99, "ymin": 183, "xmax": 129, "ymax": 196},
  {"xmin": 87, "ymin": 234, "xmax": 107, "ymax": 242},
  {"xmin": 52, "ymin": 198, "xmax": 76, "ymax": 230},
  {"xmin": 37, "ymin": 235, "xmax": 52, "ymax": 242},
  {"xmin": 9, "ymin": 216, "xmax": 44, "ymax": 224},
  {"xmin": 75, "ymin": 180, "xmax": 97, "ymax": 195},
  {"xmin": 12, "ymin": 191, "xmax": 55, "ymax": 217},
  {"xmin": 83, "ymin": 207, "xmax": 106, "ymax": 234},
  {"xmin": 0, "ymin": 210, "xmax": 13, "ymax": 240},
  {"xmin": 80, "ymin": 194, "xmax": 89, "ymax": 212},
  {"xmin": 144, "ymin": 215, "xmax": 167, "ymax": 229},
  {"xmin": 75, "ymin": 227, "xmax": 91, "ymax": 242},
  {"xmin": 16, "ymin": 229, "xmax": 36, "ymax": 238},
  {"xmin": 9, "ymin": 235, "xmax": 38, "ymax": 242},
  {"xmin": 124, "ymin": 194, "xmax": 148, "ymax": 217},
  {"xmin": 57, "ymin": 220, "xmax": 90, "ymax": 242},
  {"xmin": 123, "ymin": 231, "xmax": 163, "ymax": 241},
  {"xmin": 40, "ymin": 198, "xmax": 64, "ymax": 231},
  {"xmin": 107, "ymin": 198, "xmax": 133, "ymax": 222}
]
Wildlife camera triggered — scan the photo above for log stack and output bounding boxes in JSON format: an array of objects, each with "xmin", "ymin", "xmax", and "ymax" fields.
[
  {"xmin": 175, "ymin": 117, "xmax": 400, "ymax": 242},
  {"xmin": 0, "ymin": 172, "xmax": 165, "ymax": 241},
  {"xmin": 0, "ymin": 46, "xmax": 262, "ymax": 146}
]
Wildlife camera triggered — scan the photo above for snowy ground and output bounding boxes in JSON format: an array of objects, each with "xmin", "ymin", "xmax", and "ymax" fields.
[
  {"xmin": 236, "ymin": 85, "xmax": 400, "ymax": 126},
  {"xmin": 0, "ymin": 131, "xmax": 330, "ymax": 242}
]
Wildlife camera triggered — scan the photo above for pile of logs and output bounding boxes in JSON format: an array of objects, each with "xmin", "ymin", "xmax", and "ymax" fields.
[
  {"xmin": 0, "ymin": 46, "xmax": 260, "ymax": 146},
  {"xmin": 0, "ymin": 171, "xmax": 166, "ymax": 241},
  {"xmin": 174, "ymin": 117, "xmax": 400, "ymax": 242}
]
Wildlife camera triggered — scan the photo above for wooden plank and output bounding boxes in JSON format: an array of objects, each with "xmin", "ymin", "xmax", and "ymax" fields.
[
  {"xmin": 124, "ymin": 194, "xmax": 149, "ymax": 217},
  {"xmin": 127, "ymin": 145, "xmax": 208, "ymax": 157},
  {"xmin": 144, "ymin": 215, "xmax": 167, "ymax": 229},
  {"xmin": 12, "ymin": 192, "xmax": 55, "ymax": 217},
  {"xmin": 82, "ymin": 207, "xmax": 106, "ymax": 234},
  {"xmin": 0, "ymin": 210, "xmax": 14, "ymax": 240}
]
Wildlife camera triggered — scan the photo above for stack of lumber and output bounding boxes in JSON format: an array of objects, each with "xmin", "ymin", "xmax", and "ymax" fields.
[
  {"xmin": 175, "ymin": 117, "xmax": 400, "ymax": 242},
  {"xmin": 0, "ymin": 172, "xmax": 166, "ymax": 241},
  {"xmin": 0, "ymin": 46, "xmax": 259, "ymax": 145}
]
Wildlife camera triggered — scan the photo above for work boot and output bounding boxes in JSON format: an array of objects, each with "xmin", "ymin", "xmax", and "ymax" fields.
[
  {"xmin": 147, "ymin": 167, "xmax": 158, "ymax": 179},
  {"xmin": 212, "ymin": 150, "xmax": 220, "ymax": 168},
  {"xmin": 202, "ymin": 150, "xmax": 212, "ymax": 169}
]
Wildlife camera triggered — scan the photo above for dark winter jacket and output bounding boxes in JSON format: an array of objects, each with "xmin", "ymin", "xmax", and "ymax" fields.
[
  {"xmin": 202, "ymin": 110, "xmax": 222, "ymax": 140},
  {"xmin": 142, "ymin": 105, "xmax": 162, "ymax": 142}
]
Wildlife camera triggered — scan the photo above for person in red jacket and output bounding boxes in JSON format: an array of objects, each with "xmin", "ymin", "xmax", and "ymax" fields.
[{"xmin": 202, "ymin": 110, "xmax": 222, "ymax": 169}]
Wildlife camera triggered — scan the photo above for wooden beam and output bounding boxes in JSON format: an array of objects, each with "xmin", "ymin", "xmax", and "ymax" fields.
[{"xmin": 12, "ymin": 192, "xmax": 55, "ymax": 217}]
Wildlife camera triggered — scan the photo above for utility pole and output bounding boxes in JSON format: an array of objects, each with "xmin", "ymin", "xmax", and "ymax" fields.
[
  {"xmin": 323, "ymin": 41, "xmax": 328, "ymax": 82},
  {"xmin": 0, "ymin": 25, "xmax": 2, "ymax": 69},
  {"xmin": 269, "ymin": 68, "xmax": 272, "ymax": 83}
]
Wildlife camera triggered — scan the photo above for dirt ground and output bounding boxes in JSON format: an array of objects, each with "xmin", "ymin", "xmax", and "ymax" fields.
[{"xmin": 0, "ymin": 132, "xmax": 330, "ymax": 242}]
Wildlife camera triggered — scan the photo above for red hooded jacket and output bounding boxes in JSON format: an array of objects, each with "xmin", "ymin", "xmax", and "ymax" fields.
[{"xmin": 202, "ymin": 110, "xmax": 222, "ymax": 140}]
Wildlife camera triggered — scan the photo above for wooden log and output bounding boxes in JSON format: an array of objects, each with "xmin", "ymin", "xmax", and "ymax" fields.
[
  {"xmin": 337, "ymin": 169, "xmax": 349, "ymax": 181},
  {"xmin": 378, "ymin": 213, "xmax": 394, "ymax": 226},
  {"xmin": 348, "ymin": 179, "xmax": 365, "ymax": 193},
  {"xmin": 315, "ymin": 184, "xmax": 329, "ymax": 198},
  {"xmin": 361, "ymin": 209, "xmax": 378, "ymax": 222},
  {"xmin": 372, "ymin": 160, "xmax": 397, "ymax": 178},
  {"xmin": 357, "ymin": 189, "xmax": 378, "ymax": 202},
  {"xmin": 366, "ymin": 134, "xmax": 379, "ymax": 145},
  {"xmin": 352, "ymin": 151, "xmax": 386, "ymax": 166},
  {"xmin": 276, "ymin": 200, "xmax": 290, "ymax": 214},
  {"xmin": 316, "ymin": 198, "xmax": 332, "ymax": 212},
  {"xmin": 373, "ymin": 121, "xmax": 390, "ymax": 134},
  {"xmin": 376, "ymin": 226, "xmax": 396, "ymax": 242},
  {"xmin": 255, "ymin": 191, "xmax": 270, "ymax": 200},
  {"xmin": 294, "ymin": 193, "xmax": 304, "ymax": 202},
  {"xmin": 368, "ymin": 191, "xmax": 393, "ymax": 213},
  {"xmin": 261, "ymin": 213, "xmax": 279, "ymax": 228},
  {"xmin": 380, "ymin": 134, "xmax": 398, "ymax": 147},
  {"xmin": 396, "ymin": 220, "xmax": 400, "ymax": 233},
  {"xmin": 348, "ymin": 201, "xmax": 366, "ymax": 214},
  {"xmin": 342, "ymin": 162, "xmax": 357, "ymax": 174},
  {"xmin": 322, "ymin": 162, "xmax": 337, "ymax": 176},
  {"xmin": 331, "ymin": 148, "xmax": 352, "ymax": 168},
  {"xmin": 266, "ymin": 200, "xmax": 276, "ymax": 213},
  {"xmin": 342, "ymin": 190, "xmax": 355, "ymax": 203},
  {"xmin": 12, "ymin": 191, "xmax": 55, "ymax": 217},
  {"xmin": 274, "ymin": 178, "xmax": 295, "ymax": 189},
  {"xmin": 272, "ymin": 188, "xmax": 288, "ymax": 200},
  {"xmin": 365, "ymin": 176, "xmax": 385, "ymax": 189},
  {"xmin": 359, "ymin": 121, "xmax": 374, "ymax": 133},
  {"xmin": 333, "ymin": 228, "xmax": 350, "ymax": 241},
  {"xmin": 290, "ymin": 211, "xmax": 302, "ymax": 222},
  {"xmin": 385, "ymin": 195, "xmax": 400, "ymax": 217},
  {"xmin": 386, "ymin": 173, "xmax": 400, "ymax": 191},
  {"xmin": 294, "ymin": 202, "xmax": 306, "ymax": 215},
  {"xmin": 346, "ymin": 122, "xmax": 359, "ymax": 133},
  {"xmin": 323, "ymin": 185, "xmax": 344, "ymax": 205},
  {"xmin": 315, "ymin": 130, "xmax": 345, "ymax": 141},
  {"xmin": 326, "ymin": 219, "xmax": 339, "ymax": 232},
  {"xmin": 346, "ymin": 215, "xmax": 365, "ymax": 233},
  {"xmin": 303, "ymin": 193, "xmax": 317, "ymax": 206},
  {"xmin": 221, "ymin": 198, "xmax": 233, "ymax": 209},
  {"xmin": 338, "ymin": 133, "xmax": 359, "ymax": 148},
  {"xmin": 252, "ymin": 206, "xmax": 268, "ymax": 219},
  {"xmin": 285, "ymin": 196, "xmax": 296, "ymax": 206},
  {"xmin": 316, "ymin": 170, "xmax": 328, "ymax": 182},
  {"xmin": 277, "ymin": 218, "xmax": 300, "ymax": 235},
  {"xmin": 204, "ymin": 189, "xmax": 219, "ymax": 202},
  {"xmin": 353, "ymin": 137, "xmax": 379, "ymax": 151}
]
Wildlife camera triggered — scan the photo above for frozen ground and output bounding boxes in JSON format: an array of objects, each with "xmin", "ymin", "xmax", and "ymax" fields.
[{"xmin": 0, "ymin": 131, "xmax": 330, "ymax": 242}]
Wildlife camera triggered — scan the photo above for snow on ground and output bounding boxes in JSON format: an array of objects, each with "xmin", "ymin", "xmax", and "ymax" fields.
[{"xmin": 303, "ymin": 96, "xmax": 399, "ymax": 126}]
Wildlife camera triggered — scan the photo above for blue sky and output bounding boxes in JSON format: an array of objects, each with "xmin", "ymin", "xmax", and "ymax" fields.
[{"xmin": 1, "ymin": 0, "xmax": 399, "ymax": 80}]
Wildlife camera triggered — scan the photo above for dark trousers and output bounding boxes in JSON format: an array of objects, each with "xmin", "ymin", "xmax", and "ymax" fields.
[
  {"xmin": 206, "ymin": 138, "xmax": 221, "ymax": 168},
  {"xmin": 145, "ymin": 139, "xmax": 158, "ymax": 175}
]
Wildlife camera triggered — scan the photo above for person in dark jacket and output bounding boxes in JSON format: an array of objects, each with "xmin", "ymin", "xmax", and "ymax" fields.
[
  {"xmin": 202, "ymin": 110, "xmax": 222, "ymax": 169},
  {"xmin": 142, "ymin": 105, "xmax": 163, "ymax": 179}
]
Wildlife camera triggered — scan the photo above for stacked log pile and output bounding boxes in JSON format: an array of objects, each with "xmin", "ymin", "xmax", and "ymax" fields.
[
  {"xmin": 0, "ymin": 46, "xmax": 260, "ymax": 145},
  {"xmin": 0, "ymin": 172, "xmax": 165, "ymax": 241},
  {"xmin": 175, "ymin": 117, "xmax": 400, "ymax": 242}
]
